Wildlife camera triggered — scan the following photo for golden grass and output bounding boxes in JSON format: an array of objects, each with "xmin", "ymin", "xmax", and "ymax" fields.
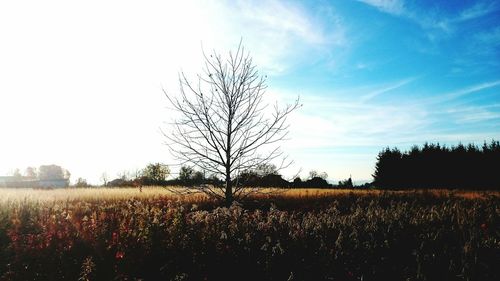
[
  {"xmin": 280, "ymin": 188, "xmax": 383, "ymax": 197},
  {"xmin": 0, "ymin": 187, "xmax": 497, "ymax": 203},
  {"xmin": 263, "ymin": 188, "xmax": 499, "ymax": 199},
  {"xmin": 0, "ymin": 187, "xmax": 184, "ymax": 203}
]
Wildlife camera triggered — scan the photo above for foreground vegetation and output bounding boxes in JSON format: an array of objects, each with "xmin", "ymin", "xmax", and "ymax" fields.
[{"xmin": 0, "ymin": 188, "xmax": 498, "ymax": 280}]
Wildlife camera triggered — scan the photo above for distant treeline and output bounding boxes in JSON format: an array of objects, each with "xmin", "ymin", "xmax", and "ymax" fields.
[
  {"xmin": 373, "ymin": 140, "xmax": 500, "ymax": 189},
  {"xmin": 106, "ymin": 164, "xmax": 360, "ymax": 189},
  {"xmin": 109, "ymin": 172, "xmax": 339, "ymax": 189}
]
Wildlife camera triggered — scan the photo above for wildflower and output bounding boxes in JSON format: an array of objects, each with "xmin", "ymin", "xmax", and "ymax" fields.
[
  {"xmin": 112, "ymin": 232, "xmax": 119, "ymax": 244},
  {"xmin": 115, "ymin": 251, "xmax": 125, "ymax": 260}
]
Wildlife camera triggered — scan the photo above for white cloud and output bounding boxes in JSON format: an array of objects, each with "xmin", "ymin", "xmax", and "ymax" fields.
[
  {"xmin": 357, "ymin": 0, "xmax": 405, "ymax": 16},
  {"xmin": 446, "ymin": 104, "xmax": 500, "ymax": 124},
  {"xmin": 357, "ymin": 0, "xmax": 449, "ymax": 34},
  {"xmin": 456, "ymin": 2, "xmax": 498, "ymax": 22},
  {"xmin": 456, "ymin": 112, "xmax": 500, "ymax": 123},
  {"xmin": 359, "ymin": 77, "xmax": 416, "ymax": 102},
  {"xmin": 358, "ymin": 0, "xmax": 498, "ymax": 36},
  {"xmin": 411, "ymin": 80, "xmax": 500, "ymax": 107},
  {"xmin": 270, "ymin": 87, "xmax": 431, "ymax": 181},
  {"xmin": 472, "ymin": 26, "xmax": 500, "ymax": 56},
  {"xmin": 209, "ymin": 0, "xmax": 347, "ymax": 74},
  {"xmin": 444, "ymin": 80, "xmax": 500, "ymax": 100},
  {"xmin": 273, "ymin": 88, "xmax": 429, "ymax": 149}
]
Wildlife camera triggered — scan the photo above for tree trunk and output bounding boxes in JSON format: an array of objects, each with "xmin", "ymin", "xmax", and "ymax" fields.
[
  {"xmin": 225, "ymin": 169, "xmax": 233, "ymax": 206},
  {"xmin": 226, "ymin": 109, "xmax": 233, "ymax": 206}
]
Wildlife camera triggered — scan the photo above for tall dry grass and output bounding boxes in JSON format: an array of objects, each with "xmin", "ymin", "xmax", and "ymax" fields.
[
  {"xmin": 0, "ymin": 187, "xmax": 497, "ymax": 204},
  {"xmin": 0, "ymin": 187, "xmax": 198, "ymax": 203}
]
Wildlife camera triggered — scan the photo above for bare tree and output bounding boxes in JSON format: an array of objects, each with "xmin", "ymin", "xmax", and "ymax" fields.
[
  {"xmin": 100, "ymin": 172, "xmax": 109, "ymax": 186},
  {"xmin": 25, "ymin": 167, "xmax": 37, "ymax": 178},
  {"xmin": 163, "ymin": 43, "xmax": 300, "ymax": 205},
  {"xmin": 308, "ymin": 170, "xmax": 318, "ymax": 179}
]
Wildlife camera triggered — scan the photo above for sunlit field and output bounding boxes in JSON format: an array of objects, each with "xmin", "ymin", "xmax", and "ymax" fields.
[
  {"xmin": 0, "ymin": 187, "xmax": 179, "ymax": 203},
  {"xmin": 0, "ymin": 187, "xmax": 498, "ymax": 280},
  {"xmin": 1, "ymin": 187, "xmax": 497, "ymax": 203}
]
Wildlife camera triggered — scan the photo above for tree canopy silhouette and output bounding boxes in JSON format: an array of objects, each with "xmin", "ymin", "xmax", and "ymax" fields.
[
  {"xmin": 373, "ymin": 140, "xmax": 500, "ymax": 189},
  {"xmin": 140, "ymin": 163, "xmax": 170, "ymax": 185}
]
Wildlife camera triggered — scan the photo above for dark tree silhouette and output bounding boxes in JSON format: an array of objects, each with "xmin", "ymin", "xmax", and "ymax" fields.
[
  {"xmin": 163, "ymin": 43, "xmax": 300, "ymax": 205},
  {"xmin": 175, "ymin": 166, "xmax": 206, "ymax": 186},
  {"xmin": 373, "ymin": 140, "xmax": 500, "ymax": 189},
  {"xmin": 337, "ymin": 177, "xmax": 353, "ymax": 189},
  {"xmin": 140, "ymin": 163, "xmax": 170, "ymax": 185}
]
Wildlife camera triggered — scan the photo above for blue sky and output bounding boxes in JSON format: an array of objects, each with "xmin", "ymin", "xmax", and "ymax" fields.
[{"xmin": 0, "ymin": 0, "xmax": 499, "ymax": 184}]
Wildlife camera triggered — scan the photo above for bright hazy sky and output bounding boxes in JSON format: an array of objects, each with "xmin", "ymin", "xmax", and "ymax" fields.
[{"xmin": 1, "ymin": 0, "xmax": 499, "ymax": 184}]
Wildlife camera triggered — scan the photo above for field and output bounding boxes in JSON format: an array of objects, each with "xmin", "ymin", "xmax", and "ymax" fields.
[{"xmin": 0, "ymin": 187, "xmax": 498, "ymax": 281}]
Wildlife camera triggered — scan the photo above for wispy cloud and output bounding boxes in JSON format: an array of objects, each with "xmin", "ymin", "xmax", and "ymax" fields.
[
  {"xmin": 469, "ymin": 26, "xmax": 500, "ymax": 57},
  {"xmin": 357, "ymin": 0, "xmax": 405, "ymax": 16},
  {"xmin": 275, "ymin": 90, "xmax": 429, "ymax": 150},
  {"xmin": 237, "ymin": 1, "xmax": 327, "ymax": 45},
  {"xmin": 446, "ymin": 104, "xmax": 500, "ymax": 124},
  {"xmin": 413, "ymin": 80, "xmax": 500, "ymax": 108},
  {"xmin": 456, "ymin": 2, "xmax": 498, "ymax": 22},
  {"xmin": 357, "ymin": 0, "xmax": 498, "ymax": 34},
  {"xmin": 276, "ymin": 78, "xmax": 500, "ymax": 152},
  {"xmin": 210, "ymin": 0, "xmax": 347, "ymax": 74},
  {"xmin": 446, "ymin": 103, "xmax": 500, "ymax": 114},
  {"xmin": 359, "ymin": 77, "xmax": 416, "ymax": 102},
  {"xmin": 357, "ymin": 0, "xmax": 448, "ymax": 33},
  {"xmin": 476, "ymin": 27, "xmax": 500, "ymax": 46},
  {"xmin": 427, "ymin": 2, "xmax": 499, "ymax": 35},
  {"xmin": 455, "ymin": 111, "xmax": 500, "ymax": 124},
  {"xmin": 445, "ymin": 80, "xmax": 500, "ymax": 100}
]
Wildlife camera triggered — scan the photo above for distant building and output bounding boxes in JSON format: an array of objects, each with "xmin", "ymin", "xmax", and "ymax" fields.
[
  {"xmin": 0, "ymin": 176, "xmax": 13, "ymax": 187},
  {"xmin": 38, "ymin": 178, "xmax": 69, "ymax": 188},
  {"xmin": 0, "ymin": 176, "xmax": 68, "ymax": 188}
]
